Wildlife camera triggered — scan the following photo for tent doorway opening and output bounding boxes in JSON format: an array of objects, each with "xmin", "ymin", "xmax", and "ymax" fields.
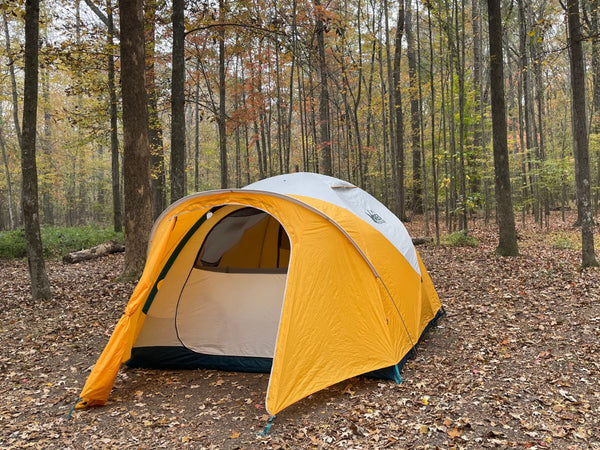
[
  {"xmin": 176, "ymin": 206, "xmax": 290, "ymax": 361},
  {"xmin": 129, "ymin": 206, "xmax": 291, "ymax": 373}
]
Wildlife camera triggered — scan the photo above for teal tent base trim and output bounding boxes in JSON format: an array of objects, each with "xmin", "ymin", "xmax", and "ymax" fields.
[{"xmin": 126, "ymin": 347, "xmax": 273, "ymax": 373}]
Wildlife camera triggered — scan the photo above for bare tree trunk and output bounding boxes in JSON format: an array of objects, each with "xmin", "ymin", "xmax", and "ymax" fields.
[
  {"xmin": 590, "ymin": 0, "xmax": 600, "ymax": 211},
  {"xmin": 375, "ymin": 38, "xmax": 389, "ymax": 205},
  {"xmin": 308, "ymin": 71, "xmax": 319, "ymax": 172},
  {"xmin": 74, "ymin": 0, "xmax": 88, "ymax": 225},
  {"xmin": 107, "ymin": 0, "xmax": 122, "ymax": 233},
  {"xmin": 393, "ymin": 0, "xmax": 406, "ymax": 219},
  {"xmin": 194, "ymin": 57, "xmax": 200, "ymax": 192},
  {"xmin": 273, "ymin": 3, "xmax": 284, "ymax": 175},
  {"xmin": 2, "ymin": 12, "xmax": 22, "ymax": 150},
  {"xmin": 455, "ymin": 0, "xmax": 467, "ymax": 231},
  {"xmin": 285, "ymin": 0, "xmax": 298, "ymax": 174},
  {"xmin": 487, "ymin": 0, "xmax": 519, "ymax": 256},
  {"xmin": 41, "ymin": 68, "xmax": 53, "ymax": 225},
  {"xmin": 354, "ymin": 0, "xmax": 365, "ymax": 187},
  {"xmin": 533, "ymin": 19, "xmax": 549, "ymax": 226},
  {"xmin": 0, "ymin": 122, "xmax": 15, "ymax": 229},
  {"xmin": 405, "ymin": 0, "xmax": 422, "ymax": 215},
  {"xmin": 171, "ymin": 0, "xmax": 186, "ymax": 201},
  {"xmin": 146, "ymin": 0, "xmax": 166, "ymax": 218},
  {"xmin": 415, "ymin": 2, "xmax": 428, "ymax": 233},
  {"xmin": 298, "ymin": 63, "xmax": 308, "ymax": 172},
  {"xmin": 472, "ymin": 0, "xmax": 483, "ymax": 195},
  {"xmin": 364, "ymin": 6, "xmax": 377, "ymax": 192},
  {"xmin": 567, "ymin": 0, "xmax": 598, "ymax": 267},
  {"xmin": 383, "ymin": 0, "xmax": 396, "ymax": 205},
  {"xmin": 234, "ymin": 55, "xmax": 241, "ymax": 187},
  {"xmin": 444, "ymin": 0, "xmax": 457, "ymax": 230},
  {"xmin": 119, "ymin": 0, "xmax": 153, "ymax": 277},
  {"xmin": 315, "ymin": 0, "xmax": 332, "ymax": 175},
  {"xmin": 518, "ymin": 0, "xmax": 538, "ymax": 222},
  {"xmin": 218, "ymin": 0, "xmax": 228, "ymax": 187},
  {"xmin": 438, "ymin": 26, "xmax": 450, "ymax": 231},
  {"xmin": 427, "ymin": 5, "xmax": 440, "ymax": 244},
  {"xmin": 21, "ymin": 0, "xmax": 51, "ymax": 299}
]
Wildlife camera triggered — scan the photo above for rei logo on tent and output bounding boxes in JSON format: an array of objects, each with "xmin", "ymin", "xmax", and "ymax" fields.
[{"xmin": 366, "ymin": 209, "xmax": 386, "ymax": 224}]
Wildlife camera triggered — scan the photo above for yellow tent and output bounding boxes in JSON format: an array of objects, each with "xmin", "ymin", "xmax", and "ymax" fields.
[{"xmin": 77, "ymin": 173, "xmax": 442, "ymax": 415}]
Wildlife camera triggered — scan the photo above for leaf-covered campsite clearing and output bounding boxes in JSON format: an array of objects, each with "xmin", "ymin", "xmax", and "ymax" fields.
[{"xmin": 1, "ymin": 213, "xmax": 599, "ymax": 449}]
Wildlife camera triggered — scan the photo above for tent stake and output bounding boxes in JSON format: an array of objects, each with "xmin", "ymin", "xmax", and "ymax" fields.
[
  {"xmin": 258, "ymin": 415, "xmax": 276, "ymax": 436},
  {"xmin": 66, "ymin": 397, "xmax": 81, "ymax": 420}
]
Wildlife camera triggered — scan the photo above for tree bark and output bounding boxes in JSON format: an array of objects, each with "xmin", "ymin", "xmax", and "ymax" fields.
[
  {"xmin": 518, "ymin": 0, "xmax": 538, "ymax": 222},
  {"xmin": 119, "ymin": 0, "xmax": 153, "ymax": 277},
  {"xmin": 472, "ymin": 0, "xmax": 483, "ymax": 195},
  {"xmin": 315, "ymin": 0, "xmax": 332, "ymax": 175},
  {"xmin": 567, "ymin": 0, "xmax": 598, "ymax": 267},
  {"xmin": 21, "ymin": 0, "xmax": 51, "ymax": 299},
  {"xmin": 107, "ymin": 0, "xmax": 122, "ymax": 233},
  {"xmin": 194, "ymin": 57, "xmax": 201, "ymax": 191},
  {"xmin": 590, "ymin": 0, "xmax": 600, "ymax": 211},
  {"xmin": 146, "ymin": 0, "xmax": 166, "ymax": 218},
  {"xmin": 0, "ymin": 122, "xmax": 15, "ymax": 229},
  {"xmin": 455, "ymin": 0, "xmax": 467, "ymax": 231},
  {"xmin": 405, "ymin": 0, "xmax": 422, "ymax": 215},
  {"xmin": 427, "ymin": 4, "xmax": 440, "ymax": 244},
  {"xmin": 384, "ymin": 0, "xmax": 396, "ymax": 206},
  {"xmin": 218, "ymin": 0, "xmax": 228, "ymax": 187},
  {"xmin": 171, "ymin": 0, "xmax": 186, "ymax": 201},
  {"xmin": 2, "ymin": 12, "xmax": 22, "ymax": 150},
  {"xmin": 487, "ymin": 0, "xmax": 519, "ymax": 256},
  {"xmin": 393, "ymin": 0, "xmax": 406, "ymax": 219},
  {"xmin": 41, "ymin": 68, "xmax": 54, "ymax": 225}
]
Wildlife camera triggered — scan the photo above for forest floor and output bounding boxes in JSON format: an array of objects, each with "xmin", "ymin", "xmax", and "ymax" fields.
[{"xmin": 1, "ymin": 211, "xmax": 599, "ymax": 449}]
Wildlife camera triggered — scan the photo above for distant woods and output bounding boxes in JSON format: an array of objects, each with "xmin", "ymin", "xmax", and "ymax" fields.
[{"xmin": 0, "ymin": 0, "xmax": 599, "ymax": 262}]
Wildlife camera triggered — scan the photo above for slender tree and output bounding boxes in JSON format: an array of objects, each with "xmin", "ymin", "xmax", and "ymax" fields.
[
  {"xmin": 315, "ymin": 0, "xmax": 332, "ymax": 175},
  {"xmin": 566, "ymin": 0, "xmax": 598, "ymax": 267},
  {"xmin": 3, "ymin": 12, "xmax": 22, "ymax": 150},
  {"xmin": 21, "ymin": 0, "xmax": 51, "ymax": 299},
  {"xmin": 146, "ymin": 0, "xmax": 166, "ymax": 218},
  {"xmin": 119, "ymin": 0, "xmax": 153, "ymax": 277},
  {"xmin": 107, "ymin": 0, "xmax": 122, "ymax": 232},
  {"xmin": 405, "ymin": 0, "xmax": 422, "ymax": 214},
  {"xmin": 487, "ymin": 0, "xmax": 519, "ymax": 256},
  {"xmin": 0, "ymin": 108, "xmax": 16, "ymax": 230},
  {"xmin": 218, "ymin": 0, "xmax": 228, "ymax": 187},
  {"xmin": 393, "ymin": 0, "xmax": 406, "ymax": 218},
  {"xmin": 171, "ymin": 0, "xmax": 186, "ymax": 201}
]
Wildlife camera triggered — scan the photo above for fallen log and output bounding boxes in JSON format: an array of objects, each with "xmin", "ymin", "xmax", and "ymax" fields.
[
  {"xmin": 412, "ymin": 237, "xmax": 433, "ymax": 246},
  {"xmin": 63, "ymin": 240, "xmax": 125, "ymax": 264}
]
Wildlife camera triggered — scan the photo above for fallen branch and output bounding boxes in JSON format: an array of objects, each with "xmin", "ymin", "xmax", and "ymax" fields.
[
  {"xmin": 62, "ymin": 240, "xmax": 125, "ymax": 264},
  {"xmin": 412, "ymin": 237, "xmax": 433, "ymax": 246}
]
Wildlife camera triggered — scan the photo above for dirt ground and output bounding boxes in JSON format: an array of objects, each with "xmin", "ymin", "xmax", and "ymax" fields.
[{"xmin": 1, "ymin": 212, "xmax": 599, "ymax": 449}]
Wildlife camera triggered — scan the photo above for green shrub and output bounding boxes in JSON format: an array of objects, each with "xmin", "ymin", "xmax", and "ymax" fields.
[
  {"xmin": 548, "ymin": 232, "xmax": 578, "ymax": 250},
  {"xmin": 442, "ymin": 230, "xmax": 479, "ymax": 247},
  {"xmin": 0, "ymin": 226, "xmax": 124, "ymax": 259},
  {"xmin": 0, "ymin": 230, "xmax": 27, "ymax": 258},
  {"xmin": 550, "ymin": 235, "xmax": 580, "ymax": 250}
]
